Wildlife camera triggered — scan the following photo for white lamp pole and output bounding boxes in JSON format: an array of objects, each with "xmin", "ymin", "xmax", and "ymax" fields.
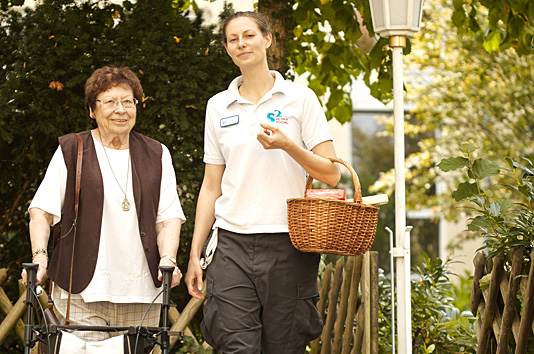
[{"xmin": 368, "ymin": 1, "xmax": 424, "ymax": 354}]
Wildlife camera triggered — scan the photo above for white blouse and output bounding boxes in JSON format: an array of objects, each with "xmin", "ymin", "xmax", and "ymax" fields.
[{"xmin": 29, "ymin": 133, "xmax": 186, "ymax": 304}]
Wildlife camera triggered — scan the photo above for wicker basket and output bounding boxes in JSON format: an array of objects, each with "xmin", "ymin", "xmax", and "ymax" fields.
[{"xmin": 287, "ymin": 157, "xmax": 379, "ymax": 256}]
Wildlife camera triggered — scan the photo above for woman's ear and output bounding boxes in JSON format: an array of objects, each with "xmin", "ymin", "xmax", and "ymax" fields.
[{"xmin": 265, "ymin": 33, "xmax": 273, "ymax": 49}]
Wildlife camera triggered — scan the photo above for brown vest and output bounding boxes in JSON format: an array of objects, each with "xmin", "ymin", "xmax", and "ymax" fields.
[{"xmin": 48, "ymin": 130, "xmax": 163, "ymax": 293}]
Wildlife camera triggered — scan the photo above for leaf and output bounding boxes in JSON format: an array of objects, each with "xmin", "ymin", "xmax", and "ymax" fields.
[
  {"xmin": 459, "ymin": 143, "xmax": 478, "ymax": 154},
  {"xmin": 472, "ymin": 158, "xmax": 500, "ymax": 179},
  {"xmin": 479, "ymin": 273, "xmax": 492, "ymax": 291},
  {"xmin": 512, "ymin": 158, "xmax": 534, "ymax": 176},
  {"xmin": 438, "ymin": 156, "xmax": 469, "ymax": 172},
  {"xmin": 467, "ymin": 216, "xmax": 490, "ymax": 232},
  {"xmin": 488, "ymin": 201, "xmax": 500, "ymax": 217},
  {"xmin": 483, "ymin": 30, "xmax": 502, "ymax": 53},
  {"xmin": 293, "ymin": 25, "xmax": 303, "ymax": 38},
  {"xmin": 452, "ymin": 182, "xmax": 479, "ymax": 202},
  {"xmin": 497, "ymin": 198, "xmax": 514, "ymax": 212},
  {"xmin": 452, "ymin": 8, "xmax": 467, "ymax": 28}
]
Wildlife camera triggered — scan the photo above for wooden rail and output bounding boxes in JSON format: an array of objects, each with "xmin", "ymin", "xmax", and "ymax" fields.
[{"xmin": 471, "ymin": 250, "xmax": 534, "ymax": 354}]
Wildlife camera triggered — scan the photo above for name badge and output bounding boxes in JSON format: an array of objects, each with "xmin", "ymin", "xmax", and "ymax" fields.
[{"xmin": 220, "ymin": 115, "xmax": 239, "ymax": 128}]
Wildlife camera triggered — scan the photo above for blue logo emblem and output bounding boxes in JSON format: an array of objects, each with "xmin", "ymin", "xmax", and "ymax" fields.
[{"xmin": 267, "ymin": 110, "xmax": 282, "ymax": 122}]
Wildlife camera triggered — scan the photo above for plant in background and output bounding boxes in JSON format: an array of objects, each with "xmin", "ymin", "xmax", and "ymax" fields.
[
  {"xmin": 438, "ymin": 143, "xmax": 534, "ymax": 260},
  {"xmin": 177, "ymin": 336, "xmax": 213, "ymax": 354},
  {"xmin": 378, "ymin": 254, "xmax": 476, "ymax": 353}
]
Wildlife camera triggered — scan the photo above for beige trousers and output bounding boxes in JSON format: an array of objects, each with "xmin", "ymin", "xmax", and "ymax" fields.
[{"xmin": 52, "ymin": 284, "xmax": 161, "ymax": 341}]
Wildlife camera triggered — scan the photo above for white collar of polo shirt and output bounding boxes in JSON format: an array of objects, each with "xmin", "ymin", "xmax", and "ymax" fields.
[{"xmin": 224, "ymin": 71, "xmax": 288, "ymax": 107}]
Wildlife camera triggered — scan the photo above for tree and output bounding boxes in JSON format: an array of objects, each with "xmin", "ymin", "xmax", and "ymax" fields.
[
  {"xmin": 0, "ymin": 1, "xmax": 238, "ymax": 351},
  {"xmin": 451, "ymin": 0, "xmax": 534, "ymax": 56},
  {"xmin": 370, "ymin": 0, "xmax": 534, "ymax": 223},
  {"xmin": 257, "ymin": 0, "xmax": 393, "ymax": 124}
]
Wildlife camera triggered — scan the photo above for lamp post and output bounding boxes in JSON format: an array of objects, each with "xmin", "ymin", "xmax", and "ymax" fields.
[{"xmin": 368, "ymin": 1, "xmax": 424, "ymax": 354}]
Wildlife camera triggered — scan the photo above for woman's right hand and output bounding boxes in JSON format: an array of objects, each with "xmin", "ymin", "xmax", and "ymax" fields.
[
  {"xmin": 185, "ymin": 257, "xmax": 205, "ymax": 299},
  {"xmin": 21, "ymin": 254, "xmax": 48, "ymax": 286},
  {"xmin": 25, "ymin": 207, "xmax": 53, "ymax": 286}
]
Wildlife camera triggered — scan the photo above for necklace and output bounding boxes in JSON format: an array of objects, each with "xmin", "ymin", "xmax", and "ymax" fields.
[{"xmin": 98, "ymin": 130, "xmax": 131, "ymax": 211}]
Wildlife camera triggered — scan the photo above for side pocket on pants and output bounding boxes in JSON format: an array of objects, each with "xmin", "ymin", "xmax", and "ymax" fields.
[
  {"xmin": 290, "ymin": 278, "xmax": 323, "ymax": 344},
  {"xmin": 200, "ymin": 279, "xmax": 219, "ymax": 349}
]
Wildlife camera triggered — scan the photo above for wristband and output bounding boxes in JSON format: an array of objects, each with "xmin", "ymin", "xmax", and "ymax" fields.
[
  {"xmin": 161, "ymin": 255, "xmax": 177, "ymax": 267},
  {"xmin": 32, "ymin": 248, "xmax": 48, "ymax": 259}
]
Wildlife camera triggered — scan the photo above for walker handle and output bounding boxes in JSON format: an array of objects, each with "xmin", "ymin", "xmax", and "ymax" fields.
[{"xmin": 22, "ymin": 263, "xmax": 39, "ymax": 354}]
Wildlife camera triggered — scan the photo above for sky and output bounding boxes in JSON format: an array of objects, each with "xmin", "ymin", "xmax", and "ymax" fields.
[{"xmin": 197, "ymin": 0, "xmax": 255, "ymax": 24}]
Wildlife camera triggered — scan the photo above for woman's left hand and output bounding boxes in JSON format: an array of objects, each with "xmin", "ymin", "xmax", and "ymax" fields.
[{"xmin": 158, "ymin": 258, "xmax": 183, "ymax": 288}]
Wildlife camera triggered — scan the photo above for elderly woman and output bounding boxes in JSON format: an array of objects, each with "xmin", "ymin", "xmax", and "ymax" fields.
[{"xmin": 22, "ymin": 66, "xmax": 185, "ymax": 341}]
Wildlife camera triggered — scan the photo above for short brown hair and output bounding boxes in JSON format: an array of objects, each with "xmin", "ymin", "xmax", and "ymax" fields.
[
  {"xmin": 222, "ymin": 11, "xmax": 272, "ymax": 45},
  {"xmin": 84, "ymin": 66, "xmax": 143, "ymax": 128}
]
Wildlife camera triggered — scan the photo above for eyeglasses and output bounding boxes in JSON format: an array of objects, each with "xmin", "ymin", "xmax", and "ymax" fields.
[{"xmin": 96, "ymin": 97, "xmax": 138, "ymax": 109}]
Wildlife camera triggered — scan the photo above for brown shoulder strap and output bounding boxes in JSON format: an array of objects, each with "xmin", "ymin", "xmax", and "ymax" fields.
[
  {"xmin": 73, "ymin": 133, "xmax": 83, "ymax": 222},
  {"xmin": 65, "ymin": 133, "xmax": 83, "ymax": 324}
]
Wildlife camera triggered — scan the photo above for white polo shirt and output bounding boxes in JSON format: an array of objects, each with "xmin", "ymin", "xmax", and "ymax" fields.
[{"xmin": 204, "ymin": 71, "xmax": 332, "ymax": 234}]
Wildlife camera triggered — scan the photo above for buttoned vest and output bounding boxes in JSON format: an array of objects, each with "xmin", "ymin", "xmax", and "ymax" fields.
[{"xmin": 48, "ymin": 130, "xmax": 163, "ymax": 293}]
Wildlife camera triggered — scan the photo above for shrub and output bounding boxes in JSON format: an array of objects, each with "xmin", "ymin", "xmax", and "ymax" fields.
[{"xmin": 378, "ymin": 254, "xmax": 476, "ymax": 353}]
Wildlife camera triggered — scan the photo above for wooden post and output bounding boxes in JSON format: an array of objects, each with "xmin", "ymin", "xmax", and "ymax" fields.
[
  {"xmin": 515, "ymin": 251, "xmax": 534, "ymax": 354},
  {"xmin": 341, "ymin": 255, "xmax": 363, "ymax": 354},
  {"xmin": 0, "ymin": 291, "xmax": 27, "ymax": 345},
  {"xmin": 477, "ymin": 252, "xmax": 505, "ymax": 354},
  {"xmin": 498, "ymin": 270, "xmax": 521, "ymax": 344},
  {"xmin": 310, "ymin": 262, "xmax": 333, "ymax": 354},
  {"xmin": 318, "ymin": 262, "xmax": 334, "ymax": 320},
  {"xmin": 471, "ymin": 252, "xmax": 487, "ymax": 316},
  {"xmin": 352, "ymin": 304, "xmax": 365, "ymax": 354},
  {"xmin": 0, "ymin": 288, "xmax": 25, "ymax": 342},
  {"xmin": 519, "ymin": 278, "xmax": 534, "ymax": 339},
  {"xmin": 332, "ymin": 256, "xmax": 355, "ymax": 354},
  {"xmin": 496, "ymin": 249, "xmax": 522, "ymax": 353},
  {"xmin": 320, "ymin": 257, "xmax": 344, "ymax": 354}
]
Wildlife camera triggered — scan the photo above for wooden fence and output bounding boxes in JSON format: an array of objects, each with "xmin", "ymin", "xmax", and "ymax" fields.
[
  {"xmin": 0, "ymin": 268, "xmax": 205, "ymax": 353},
  {"xmin": 311, "ymin": 251, "xmax": 379, "ymax": 354},
  {"xmin": 471, "ymin": 250, "xmax": 534, "ymax": 354},
  {"xmin": 1, "ymin": 252, "xmax": 379, "ymax": 353}
]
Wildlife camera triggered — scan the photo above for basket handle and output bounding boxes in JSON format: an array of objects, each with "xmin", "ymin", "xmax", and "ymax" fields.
[{"xmin": 305, "ymin": 157, "xmax": 362, "ymax": 201}]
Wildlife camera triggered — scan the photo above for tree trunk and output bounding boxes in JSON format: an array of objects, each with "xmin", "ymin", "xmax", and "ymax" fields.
[{"xmin": 258, "ymin": 0, "xmax": 293, "ymax": 75}]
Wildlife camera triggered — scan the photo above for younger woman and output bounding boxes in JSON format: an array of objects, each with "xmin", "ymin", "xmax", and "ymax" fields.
[{"xmin": 185, "ymin": 11, "xmax": 340, "ymax": 354}]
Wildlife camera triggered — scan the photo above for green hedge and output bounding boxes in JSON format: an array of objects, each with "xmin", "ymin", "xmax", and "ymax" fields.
[{"xmin": 0, "ymin": 1, "xmax": 239, "ymax": 351}]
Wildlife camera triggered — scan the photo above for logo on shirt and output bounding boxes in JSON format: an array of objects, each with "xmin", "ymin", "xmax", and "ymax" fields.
[{"xmin": 266, "ymin": 110, "xmax": 288, "ymax": 124}]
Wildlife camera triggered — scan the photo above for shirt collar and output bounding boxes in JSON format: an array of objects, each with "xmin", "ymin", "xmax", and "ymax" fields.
[{"xmin": 225, "ymin": 71, "xmax": 286, "ymax": 107}]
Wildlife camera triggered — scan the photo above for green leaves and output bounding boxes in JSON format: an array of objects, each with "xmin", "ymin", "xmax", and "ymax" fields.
[
  {"xmin": 441, "ymin": 146, "xmax": 534, "ymax": 260},
  {"xmin": 286, "ymin": 0, "xmax": 391, "ymax": 123},
  {"xmin": 377, "ymin": 254, "xmax": 477, "ymax": 353},
  {"xmin": 438, "ymin": 156, "xmax": 469, "ymax": 172},
  {"xmin": 452, "ymin": 182, "xmax": 480, "ymax": 202},
  {"xmin": 452, "ymin": 0, "xmax": 534, "ymax": 55},
  {"xmin": 472, "ymin": 158, "xmax": 500, "ymax": 179}
]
